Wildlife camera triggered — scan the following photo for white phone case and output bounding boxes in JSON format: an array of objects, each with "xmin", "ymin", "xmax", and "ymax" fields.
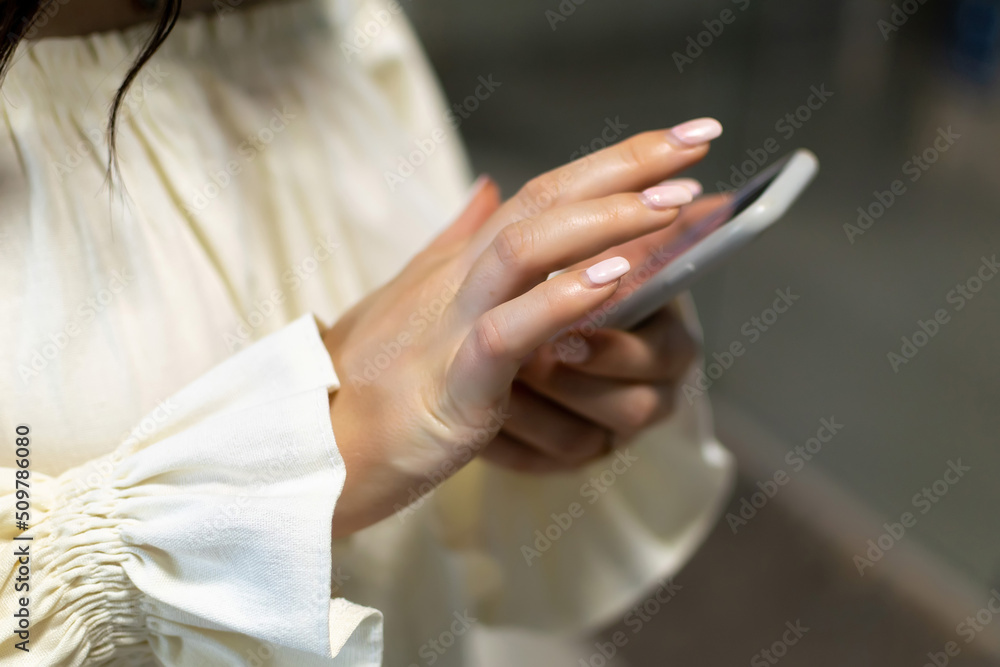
[{"xmin": 606, "ymin": 149, "xmax": 819, "ymax": 330}]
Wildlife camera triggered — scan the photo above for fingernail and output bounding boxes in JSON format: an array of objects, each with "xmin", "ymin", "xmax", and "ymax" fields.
[
  {"xmin": 668, "ymin": 118, "xmax": 723, "ymax": 147},
  {"xmin": 657, "ymin": 178, "xmax": 702, "ymax": 197},
  {"xmin": 585, "ymin": 256, "xmax": 630, "ymax": 286},
  {"xmin": 557, "ymin": 336, "xmax": 591, "ymax": 364},
  {"xmin": 640, "ymin": 184, "xmax": 694, "ymax": 210}
]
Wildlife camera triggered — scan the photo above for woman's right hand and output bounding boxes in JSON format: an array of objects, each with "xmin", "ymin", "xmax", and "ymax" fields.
[{"xmin": 321, "ymin": 118, "xmax": 722, "ymax": 537}]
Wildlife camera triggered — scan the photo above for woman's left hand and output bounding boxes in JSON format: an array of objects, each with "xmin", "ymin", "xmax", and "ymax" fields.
[{"xmin": 483, "ymin": 304, "xmax": 698, "ymax": 473}]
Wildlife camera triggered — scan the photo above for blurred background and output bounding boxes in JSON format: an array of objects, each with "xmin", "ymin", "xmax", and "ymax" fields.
[{"xmin": 406, "ymin": 0, "xmax": 1000, "ymax": 664}]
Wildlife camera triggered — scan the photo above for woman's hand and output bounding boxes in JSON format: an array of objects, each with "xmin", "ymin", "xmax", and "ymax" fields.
[
  {"xmin": 484, "ymin": 305, "xmax": 698, "ymax": 473},
  {"xmin": 483, "ymin": 194, "xmax": 729, "ymax": 473},
  {"xmin": 321, "ymin": 119, "xmax": 722, "ymax": 537}
]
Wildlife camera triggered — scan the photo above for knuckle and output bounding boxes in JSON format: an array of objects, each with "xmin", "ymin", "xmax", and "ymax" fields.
[
  {"xmin": 602, "ymin": 195, "xmax": 638, "ymax": 226},
  {"xmin": 620, "ymin": 386, "xmax": 660, "ymax": 431},
  {"xmin": 474, "ymin": 313, "xmax": 508, "ymax": 360},
  {"xmin": 516, "ymin": 175, "xmax": 561, "ymax": 215},
  {"xmin": 492, "ymin": 221, "xmax": 536, "ymax": 269},
  {"xmin": 537, "ymin": 284, "xmax": 565, "ymax": 318},
  {"xmin": 620, "ymin": 134, "xmax": 652, "ymax": 171}
]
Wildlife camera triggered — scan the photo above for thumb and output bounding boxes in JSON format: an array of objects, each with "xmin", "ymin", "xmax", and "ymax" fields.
[{"xmin": 428, "ymin": 175, "xmax": 501, "ymax": 251}]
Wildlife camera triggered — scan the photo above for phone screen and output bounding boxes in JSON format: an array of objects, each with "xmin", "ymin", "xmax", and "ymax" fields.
[
  {"xmin": 660, "ymin": 153, "xmax": 793, "ymax": 262},
  {"xmin": 554, "ymin": 151, "xmax": 808, "ymax": 337}
]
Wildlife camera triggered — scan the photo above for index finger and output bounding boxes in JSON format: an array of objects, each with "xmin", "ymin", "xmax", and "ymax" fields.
[
  {"xmin": 563, "ymin": 192, "xmax": 731, "ymax": 273},
  {"xmin": 468, "ymin": 118, "xmax": 723, "ymax": 256}
]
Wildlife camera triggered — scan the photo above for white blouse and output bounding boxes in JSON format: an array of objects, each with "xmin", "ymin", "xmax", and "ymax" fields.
[{"xmin": 0, "ymin": 0, "xmax": 734, "ymax": 664}]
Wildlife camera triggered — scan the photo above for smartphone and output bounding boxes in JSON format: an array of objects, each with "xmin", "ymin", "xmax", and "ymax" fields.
[{"xmin": 602, "ymin": 149, "xmax": 819, "ymax": 331}]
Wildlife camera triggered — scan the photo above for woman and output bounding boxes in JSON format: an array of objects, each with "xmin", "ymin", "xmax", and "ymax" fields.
[{"xmin": 0, "ymin": 0, "xmax": 734, "ymax": 663}]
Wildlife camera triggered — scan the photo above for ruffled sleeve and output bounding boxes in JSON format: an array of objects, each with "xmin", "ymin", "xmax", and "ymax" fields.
[{"xmin": 0, "ymin": 314, "xmax": 382, "ymax": 665}]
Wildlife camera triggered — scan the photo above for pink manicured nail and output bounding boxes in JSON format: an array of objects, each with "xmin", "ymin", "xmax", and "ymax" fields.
[
  {"xmin": 640, "ymin": 184, "xmax": 694, "ymax": 210},
  {"xmin": 657, "ymin": 178, "xmax": 702, "ymax": 197},
  {"xmin": 669, "ymin": 118, "xmax": 723, "ymax": 147},
  {"xmin": 585, "ymin": 256, "xmax": 630, "ymax": 286}
]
